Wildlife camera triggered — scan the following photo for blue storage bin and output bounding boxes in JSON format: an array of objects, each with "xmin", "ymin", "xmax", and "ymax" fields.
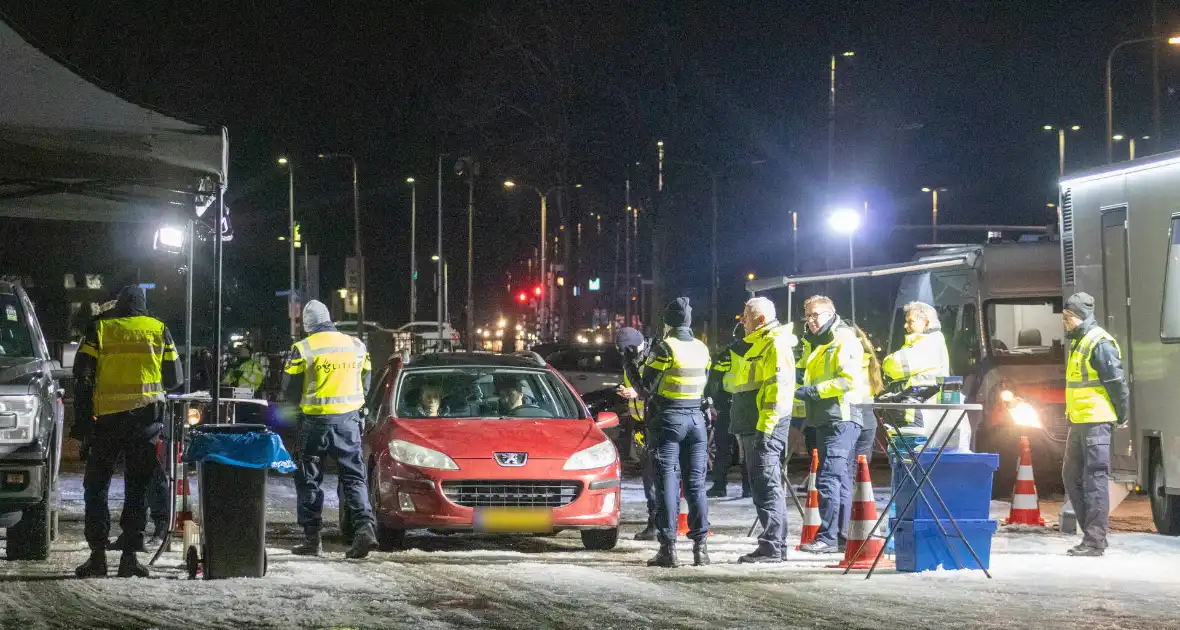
[
  {"xmin": 895, "ymin": 518, "xmax": 997, "ymax": 572},
  {"xmin": 890, "ymin": 451, "xmax": 998, "ymax": 521}
]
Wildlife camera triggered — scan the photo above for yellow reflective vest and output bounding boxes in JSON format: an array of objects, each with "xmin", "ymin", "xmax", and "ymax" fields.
[
  {"xmin": 284, "ymin": 331, "xmax": 371, "ymax": 415},
  {"xmin": 646, "ymin": 337, "xmax": 711, "ymax": 401},
  {"xmin": 623, "ymin": 363, "xmax": 645, "ymax": 423},
  {"xmin": 79, "ymin": 315, "xmax": 176, "ymax": 416},
  {"xmin": 1066, "ymin": 326, "xmax": 1119, "ymax": 424},
  {"xmin": 222, "ymin": 358, "xmax": 266, "ymax": 390},
  {"xmin": 883, "ymin": 329, "xmax": 950, "ymax": 388},
  {"xmin": 801, "ymin": 322, "xmax": 869, "ymax": 426},
  {"xmin": 730, "ymin": 321, "xmax": 797, "ymax": 435}
]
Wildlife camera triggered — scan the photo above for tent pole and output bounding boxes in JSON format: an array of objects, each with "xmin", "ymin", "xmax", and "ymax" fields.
[
  {"xmin": 185, "ymin": 219, "xmax": 194, "ymax": 394},
  {"xmin": 211, "ymin": 188, "xmax": 223, "ymax": 421}
]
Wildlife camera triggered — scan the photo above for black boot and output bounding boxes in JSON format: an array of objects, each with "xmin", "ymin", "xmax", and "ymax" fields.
[
  {"xmin": 706, "ymin": 485, "xmax": 727, "ymax": 498},
  {"xmin": 345, "ymin": 524, "xmax": 378, "ymax": 559},
  {"xmin": 633, "ymin": 522, "xmax": 657, "ymax": 541},
  {"xmin": 292, "ymin": 531, "xmax": 322, "ymax": 556},
  {"xmin": 647, "ymin": 542, "xmax": 680, "ymax": 568},
  {"xmin": 106, "ymin": 534, "xmax": 147, "ymax": 553},
  {"xmin": 693, "ymin": 540, "xmax": 710, "ymax": 566},
  {"xmin": 116, "ymin": 552, "xmax": 149, "ymax": 578},
  {"xmin": 75, "ymin": 550, "xmax": 108, "ymax": 578}
]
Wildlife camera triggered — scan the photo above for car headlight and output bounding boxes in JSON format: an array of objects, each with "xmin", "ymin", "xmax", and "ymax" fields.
[
  {"xmin": 389, "ymin": 439, "xmax": 459, "ymax": 470},
  {"xmin": 564, "ymin": 440, "xmax": 617, "ymax": 471},
  {"xmin": 0, "ymin": 395, "xmax": 37, "ymax": 444},
  {"xmin": 1008, "ymin": 401, "xmax": 1042, "ymax": 429}
]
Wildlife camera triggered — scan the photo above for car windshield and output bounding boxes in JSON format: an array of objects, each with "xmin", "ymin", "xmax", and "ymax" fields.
[
  {"xmin": 396, "ymin": 367, "xmax": 585, "ymax": 419},
  {"xmin": 984, "ymin": 298, "xmax": 1064, "ymax": 357},
  {"xmin": 0, "ymin": 293, "xmax": 33, "ymax": 358}
]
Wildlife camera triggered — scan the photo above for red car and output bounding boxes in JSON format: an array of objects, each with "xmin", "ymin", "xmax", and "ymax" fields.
[{"xmin": 359, "ymin": 352, "xmax": 622, "ymax": 551}]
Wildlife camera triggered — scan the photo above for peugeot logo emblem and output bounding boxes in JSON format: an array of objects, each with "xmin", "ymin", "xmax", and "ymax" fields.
[{"xmin": 494, "ymin": 452, "xmax": 528, "ymax": 467}]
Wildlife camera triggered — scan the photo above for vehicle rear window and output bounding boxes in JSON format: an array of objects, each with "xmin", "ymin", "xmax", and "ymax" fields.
[
  {"xmin": 396, "ymin": 367, "xmax": 585, "ymax": 419},
  {"xmin": 547, "ymin": 349, "xmax": 622, "ymax": 372},
  {"xmin": 0, "ymin": 293, "xmax": 33, "ymax": 358}
]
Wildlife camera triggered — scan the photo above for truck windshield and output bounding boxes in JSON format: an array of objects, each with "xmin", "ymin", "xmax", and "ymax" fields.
[
  {"xmin": 984, "ymin": 298, "xmax": 1063, "ymax": 357},
  {"xmin": 0, "ymin": 293, "xmax": 33, "ymax": 358}
]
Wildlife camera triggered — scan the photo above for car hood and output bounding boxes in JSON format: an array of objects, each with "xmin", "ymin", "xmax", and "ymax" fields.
[{"xmin": 392, "ymin": 418, "xmax": 601, "ymax": 460}]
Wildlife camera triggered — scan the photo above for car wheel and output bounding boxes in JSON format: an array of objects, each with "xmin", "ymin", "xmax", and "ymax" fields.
[
  {"xmin": 338, "ymin": 481, "xmax": 355, "ymax": 540},
  {"xmin": 369, "ymin": 462, "xmax": 407, "ymax": 551},
  {"xmin": 7, "ymin": 500, "xmax": 50, "ymax": 561},
  {"xmin": 1151, "ymin": 442, "xmax": 1180, "ymax": 536},
  {"xmin": 580, "ymin": 527, "xmax": 619, "ymax": 551}
]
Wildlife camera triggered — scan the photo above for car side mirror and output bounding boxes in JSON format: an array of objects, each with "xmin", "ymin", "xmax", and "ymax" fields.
[{"xmin": 595, "ymin": 411, "xmax": 619, "ymax": 430}]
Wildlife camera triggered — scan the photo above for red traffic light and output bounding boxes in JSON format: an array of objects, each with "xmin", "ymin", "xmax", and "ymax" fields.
[
  {"xmin": 533, "ymin": 286, "xmax": 543, "ymax": 297},
  {"xmin": 517, "ymin": 292, "xmax": 528, "ymax": 303}
]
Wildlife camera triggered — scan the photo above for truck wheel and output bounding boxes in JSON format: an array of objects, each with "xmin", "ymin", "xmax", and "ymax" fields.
[
  {"xmin": 7, "ymin": 501, "xmax": 50, "ymax": 561},
  {"xmin": 1150, "ymin": 443, "xmax": 1180, "ymax": 535},
  {"xmin": 580, "ymin": 528, "xmax": 619, "ymax": 551}
]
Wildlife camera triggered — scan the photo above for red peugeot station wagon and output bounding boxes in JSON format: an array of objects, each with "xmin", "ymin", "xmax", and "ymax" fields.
[{"xmin": 356, "ymin": 352, "xmax": 622, "ymax": 551}]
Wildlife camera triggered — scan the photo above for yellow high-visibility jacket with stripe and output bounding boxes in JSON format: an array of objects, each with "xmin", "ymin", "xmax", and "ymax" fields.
[
  {"xmin": 1066, "ymin": 326, "xmax": 1120, "ymax": 424},
  {"xmin": 728, "ymin": 321, "xmax": 797, "ymax": 435},
  {"xmin": 222, "ymin": 358, "xmax": 266, "ymax": 390},
  {"xmin": 882, "ymin": 328, "xmax": 950, "ymax": 424},
  {"xmin": 800, "ymin": 320, "xmax": 869, "ymax": 427},
  {"xmin": 78, "ymin": 315, "xmax": 179, "ymax": 416},
  {"xmin": 284, "ymin": 331, "xmax": 371, "ymax": 415},
  {"xmin": 643, "ymin": 335, "xmax": 711, "ymax": 405}
]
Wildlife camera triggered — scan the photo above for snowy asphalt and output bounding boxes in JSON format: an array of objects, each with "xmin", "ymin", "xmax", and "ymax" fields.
[{"xmin": 0, "ymin": 472, "xmax": 1176, "ymax": 630}]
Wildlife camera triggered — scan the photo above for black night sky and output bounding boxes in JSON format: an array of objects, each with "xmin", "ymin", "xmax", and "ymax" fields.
[{"xmin": 0, "ymin": 0, "xmax": 1175, "ymax": 345}]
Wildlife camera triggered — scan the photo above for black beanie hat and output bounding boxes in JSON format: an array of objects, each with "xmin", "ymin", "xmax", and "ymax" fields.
[{"xmin": 663, "ymin": 297, "xmax": 692, "ymax": 328}]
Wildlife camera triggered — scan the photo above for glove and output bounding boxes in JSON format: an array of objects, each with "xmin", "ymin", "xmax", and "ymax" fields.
[{"xmin": 794, "ymin": 385, "xmax": 819, "ymax": 401}]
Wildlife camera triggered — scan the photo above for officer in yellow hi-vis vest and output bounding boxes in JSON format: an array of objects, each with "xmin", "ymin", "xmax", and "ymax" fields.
[
  {"xmin": 626, "ymin": 298, "xmax": 711, "ymax": 567},
  {"xmin": 73, "ymin": 286, "xmax": 182, "ymax": 579},
  {"xmin": 222, "ymin": 343, "xmax": 266, "ymax": 392},
  {"xmin": 283, "ymin": 300, "xmax": 376, "ymax": 559},
  {"xmin": 705, "ymin": 320, "xmax": 753, "ymax": 499},
  {"xmin": 614, "ymin": 327, "xmax": 657, "ymax": 541},
  {"xmin": 1062, "ymin": 292, "xmax": 1128, "ymax": 557}
]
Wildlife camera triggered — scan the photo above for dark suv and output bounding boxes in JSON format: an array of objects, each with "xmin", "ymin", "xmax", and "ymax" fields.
[{"xmin": 0, "ymin": 281, "xmax": 64, "ymax": 560}]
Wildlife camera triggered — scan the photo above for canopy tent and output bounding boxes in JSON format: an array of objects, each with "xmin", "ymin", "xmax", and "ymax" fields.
[
  {"xmin": 0, "ymin": 15, "xmax": 231, "ymax": 405},
  {"xmin": 0, "ymin": 17, "xmax": 227, "ymax": 221}
]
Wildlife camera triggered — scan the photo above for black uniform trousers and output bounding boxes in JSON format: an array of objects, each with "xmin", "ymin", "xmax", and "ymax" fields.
[
  {"xmin": 294, "ymin": 411, "xmax": 375, "ymax": 534},
  {"xmin": 83, "ymin": 404, "xmax": 164, "ymax": 551}
]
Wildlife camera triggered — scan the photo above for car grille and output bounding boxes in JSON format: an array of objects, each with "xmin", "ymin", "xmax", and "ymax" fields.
[{"xmin": 442, "ymin": 480, "xmax": 582, "ymax": 508}]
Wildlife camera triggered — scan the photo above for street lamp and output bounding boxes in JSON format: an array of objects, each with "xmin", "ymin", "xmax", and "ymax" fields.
[
  {"xmin": 407, "ymin": 177, "xmax": 417, "ymax": 322},
  {"xmin": 1107, "ymin": 35, "xmax": 1180, "ymax": 163},
  {"xmin": 921, "ymin": 187, "xmax": 948, "ymax": 243},
  {"xmin": 431, "ymin": 254, "xmax": 449, "ymax": 324},
  {"xmin": 319, "ymin": 152, "xmax": 363, "ymax": 339},
  {"xmin": 504, "ymin": 180, "xmax": 575, "ymax": 341},
  {"xmin": 278, "ymin": 157, "xmax": 296, "ymax": 341},
  {"xmin": 828, "ymin": 208, "xmax": 862, "ymax": 323},
  {"xmin": 1042, "ymin": 124, "xmax": 1081, "ymax": 177}
]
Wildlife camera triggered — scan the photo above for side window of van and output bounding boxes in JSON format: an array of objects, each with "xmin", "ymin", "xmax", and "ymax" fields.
[{"xmin": 1161, "ymin": 216, "xmax": 1180, "ymax": 342}]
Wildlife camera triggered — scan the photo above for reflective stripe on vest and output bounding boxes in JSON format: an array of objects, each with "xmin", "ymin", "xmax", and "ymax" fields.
[
  {"xmin": 295, "ymin": 331, "xmax": 370, "ymax": 415},
  {"xmin": 1065, "ymin": 326, "xmax": 1119, "ymax": 424},
  {"xmin": 92, "ymin": 316, "xmax": 170, "ymax": 416},
  {"xmin": 623, "ymin": 367, "xmax": 644, "ymax": 422},
  {"xmin": 654, "ymin": 337, "xmax": 710, "ymax": 400}
]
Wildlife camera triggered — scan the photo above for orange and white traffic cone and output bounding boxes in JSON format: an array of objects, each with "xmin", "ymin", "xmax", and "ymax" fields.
[
  {"xmin": 168, "ymin": 440, "xmax": 194, "ymax": 535},
  {"xmin": 677, "ymin": 488, "xmax": 690, "ymax": 536},
  {"xmin": 1004, "ymin": 436, "xmax": 1046, "ymax": 527},
  {"xmin": 797, "ymin": 449, "xmax": 821, "ymax": 550},
  {"xmin": 832, "ymin": 455, "xmax": 893, "ymax": 569}
]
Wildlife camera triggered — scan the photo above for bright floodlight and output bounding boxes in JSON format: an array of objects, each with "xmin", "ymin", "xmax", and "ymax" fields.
[
  {"xmin": 828, "ymin": 209, "xmax": 862, "ymax": 234},
  {"xmin": 153, "ymin": 226, "xmax": 186, "ymax": 253},
  {"xmin": 503, "ymin": 180, "xmax": 516, "ymax": 188},
  {"xmin": 1169, "ymin": 36, "xmax": 1180, "ymax": 45}
]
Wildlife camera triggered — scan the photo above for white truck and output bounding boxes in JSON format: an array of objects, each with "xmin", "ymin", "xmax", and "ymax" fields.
[{"xmin": 1060, "ymin": 152, "xmax": 1180, "ymax": 534}]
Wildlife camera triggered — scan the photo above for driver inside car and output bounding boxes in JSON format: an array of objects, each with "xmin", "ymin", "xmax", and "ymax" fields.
[{"xmin": 494, "ymin": 375, "xmax": 548, "ymax": 417}]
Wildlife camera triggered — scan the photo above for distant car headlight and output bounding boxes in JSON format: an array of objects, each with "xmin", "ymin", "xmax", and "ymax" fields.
[
  {"xmin": 1008, "ymin": 401, "xmax": 1042, "ymax": 429},
  {"xmin": 0, "ymin": 395, "xmax": 38, "ymax": 444},
  {"xmin": 564, "ymin": 440, "xmax": 617, "ymax": 471},
  {"xmin": 389, "ymin": 439, "xmax": 459, "ymax": 470}
]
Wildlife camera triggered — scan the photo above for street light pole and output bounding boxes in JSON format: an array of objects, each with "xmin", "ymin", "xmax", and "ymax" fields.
[
  {"xmin": 408, "ymin": 177, "xmax": 417, "ymax": 322},
  {"xmin": 437, "ymin": 154, "xmax": 444, "ymax": 343},
  {"xmin": 922, "ymin": 187, "xmax": 946, "ymax": 243},
  {"xmin": 279, "ymin": 157, "xmax": 296, "ymax": 341},
  {"xmin": 709, "ymin": 172, "xmax": 719, "ymax": 348},
  {"xmin": 504, "ymin": 180, "xmax": 579, "ymax": 341},
  {"xmin": 1107, "ymin": 36, "xmax": 1180, "ymax": 163},
  {"xmin": 828, "ymin": 208, "xmax": 862, "ymax": 324},
  {"xmin": 319, "ymin": 153, "xmax": 364, "ymax": 339}
]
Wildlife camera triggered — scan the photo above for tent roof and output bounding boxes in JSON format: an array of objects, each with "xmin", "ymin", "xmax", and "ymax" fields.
[{"xmin": 0, "ymin": 17, "xmax": 228, "ymax": 222}]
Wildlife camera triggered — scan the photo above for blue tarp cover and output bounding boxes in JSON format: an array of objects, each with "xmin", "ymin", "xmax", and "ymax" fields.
[{"xmin": 183, "ymin": 430, "xmax": 296, "ymax": 473}]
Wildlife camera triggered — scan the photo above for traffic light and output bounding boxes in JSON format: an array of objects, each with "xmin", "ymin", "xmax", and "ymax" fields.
[
  {"xmin": 533, "ymin": 285, "xmax": 543, "ymax": 297},
  {"xmin": 517, "ymin": 291, "xmax": 527, "ymax": 303}
]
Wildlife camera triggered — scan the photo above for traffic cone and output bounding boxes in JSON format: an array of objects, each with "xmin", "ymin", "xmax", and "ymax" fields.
[
  {"xmin": 831, "ymin": 455, "xmax": 893, "ymax": 569},
  {"xmin": 677, "ymin": 488, "xmax": 690, "ymax": 536},
  {"xmin": 797, "ymin": 449, "xmax": 821, "ymax": 550},
  {"xmin": 168, "ymin": 440, "xmax": 194, "ymax": 534},
  {"xmin": 1004, "ymin": 436, "xmax": 1046, "ymax": 527}
]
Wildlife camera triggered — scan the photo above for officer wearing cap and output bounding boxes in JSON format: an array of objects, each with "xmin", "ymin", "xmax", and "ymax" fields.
[
  {"xmin": 1062, "ymin": 292, "xmax": 1128, "ymax": 557},
  {"xmin": 614, "ymin": 327, "xmax": 657, "ymax": 540}
]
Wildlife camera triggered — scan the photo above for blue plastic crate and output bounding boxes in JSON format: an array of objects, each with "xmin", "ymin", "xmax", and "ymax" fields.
[
  {"xmin": 895, "ymin": 518, "xmax": 997, "ymax": 573},
  {"xmin": 890, "ymin": 451, "xmax": 999, "ymax": 521}
]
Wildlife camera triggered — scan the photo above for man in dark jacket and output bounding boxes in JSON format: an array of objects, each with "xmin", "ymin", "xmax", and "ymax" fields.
[
  {"xmin": 1062, "ymin": 292, "xmax": 1129, "ymax": 557},
  {"xmin": 73, "ymin": 286, "xmax": 183, "ymax": 578}
]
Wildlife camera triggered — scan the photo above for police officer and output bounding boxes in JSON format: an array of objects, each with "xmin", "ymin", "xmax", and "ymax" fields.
[
  {"xmin": 1062, "ymin": 292, "xmax": 1128, "ymax": 557},
  {"xmin": 882, "ymin": 301, "xmax": 950, "ymax": 427},
  {"xmin": 706, "ymin": 321, "xmax": 753, "ymax": 499},
  {"xmin": 73, "ymin": 286, "xmax": 182, "ymax": 578},
  {"xmin": 222, "ymin": 343, "xmax": 266, "ymax": 392},
  {"xmin": 283, "ymin": 300, "xmax": 378, "ymax": 559},
  {"xmin": 615, "ymin": 327, "xmax": 656, "ymax": 541},
  {"xmin": 635, "ymin": 298, "xmax": 711, "ymax": 567},
  {"xmin": 730, "ymin": 297, "xmax": 797, "ymax": 563},
  {"xmin": 796, "ymin": 295, "xmax": 869, "ymax": 554}
]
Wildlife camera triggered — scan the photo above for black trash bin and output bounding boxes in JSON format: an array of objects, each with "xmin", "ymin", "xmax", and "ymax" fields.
[{"xmin": 192, "ymin": 423, "xmax": 271, "ymax": 579}]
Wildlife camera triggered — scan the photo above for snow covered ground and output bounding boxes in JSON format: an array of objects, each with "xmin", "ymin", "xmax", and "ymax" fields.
[{"xmin": 0, "ymin": 472, "xmax": 1177, "ymax": 629}]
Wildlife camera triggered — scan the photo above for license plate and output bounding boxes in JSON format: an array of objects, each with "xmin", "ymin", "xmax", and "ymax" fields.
[{"xmin": 474, "ymin": 508, "xmax": 553, "ymax": 534}]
